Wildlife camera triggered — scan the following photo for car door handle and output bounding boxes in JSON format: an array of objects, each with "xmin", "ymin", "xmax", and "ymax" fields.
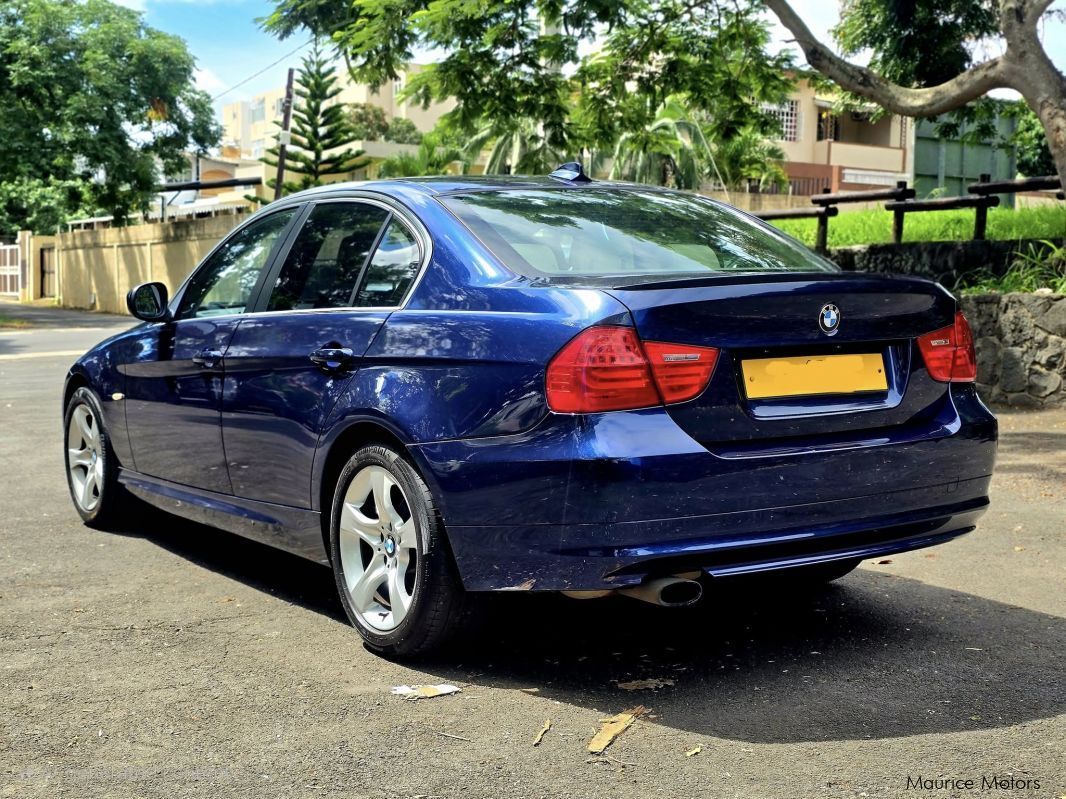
[
  {"xmin": 191, "ymin": 348, "xmax": 224, "ymax": 369},
  {"xmin": 309, "ymin": 346, "xmax": 355, "ymax": 372}
]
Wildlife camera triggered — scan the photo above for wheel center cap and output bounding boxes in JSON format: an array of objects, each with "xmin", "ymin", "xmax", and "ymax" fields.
[
  {"xmin": 383, "ymin": 536, "xmax": 396, "ymax": 556},
  {"xmin": 90, "ymin": 451, "xmax": 98, "ymax": 465}
]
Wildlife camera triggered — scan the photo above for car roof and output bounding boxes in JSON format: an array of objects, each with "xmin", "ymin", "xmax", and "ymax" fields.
[{"xmin": 279, "ymin": 175, "xmax": 657, "ymax": 201}]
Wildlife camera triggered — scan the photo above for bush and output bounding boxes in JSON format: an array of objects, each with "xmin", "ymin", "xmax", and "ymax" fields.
[{"xmin": 769, "ymin": 205, "xmax": 1066, "ymax": 248}]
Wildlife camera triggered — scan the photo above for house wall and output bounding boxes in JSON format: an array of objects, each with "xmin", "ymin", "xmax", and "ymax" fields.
[{"xmin": 52, "ymin": 214, "xmax": 249, "ymax": 314}]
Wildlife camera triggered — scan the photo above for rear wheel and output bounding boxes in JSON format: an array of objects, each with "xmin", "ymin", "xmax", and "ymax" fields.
[
  {"xmin": 64, "ymin": 387, "xmax": 124, "ymax": 528},
  {"xmin": 330, "ymin": 444, "xmax": 467, "ymax": 656}
]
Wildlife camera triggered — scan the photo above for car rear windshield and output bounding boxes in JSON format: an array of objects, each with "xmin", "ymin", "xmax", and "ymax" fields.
[{"xmin": 440, "ymin": 188, "xmax": 837, "ymax": 286}]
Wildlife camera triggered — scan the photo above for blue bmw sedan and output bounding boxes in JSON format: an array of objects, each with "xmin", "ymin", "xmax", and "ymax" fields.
[{"xmin": 64, "ymin": 168, "xmax": 997, "ymax": 655}]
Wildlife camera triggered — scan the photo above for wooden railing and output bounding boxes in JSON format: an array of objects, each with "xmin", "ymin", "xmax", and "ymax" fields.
[{"xmin": 754, "ymin": 174, "xmax": 1064, "ymax": 252}]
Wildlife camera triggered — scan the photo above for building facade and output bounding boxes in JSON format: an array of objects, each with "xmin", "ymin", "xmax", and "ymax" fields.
[
  {"xmin": 764, "ymin": 77, "xmax": 913, "ymax": 195},
  {"xmin": 222, "ymin": 63, "xmax": 454, "ymax": 160}
]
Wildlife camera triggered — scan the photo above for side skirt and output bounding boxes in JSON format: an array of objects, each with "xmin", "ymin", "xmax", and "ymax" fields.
[{"xmin": 119, "ymin": 469, "xmax": 328, "ymax": 564}]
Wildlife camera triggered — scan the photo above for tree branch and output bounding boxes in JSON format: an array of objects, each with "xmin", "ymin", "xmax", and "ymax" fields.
[{"xmin": 763, "ymin": 0, "xmax": 1012, "ymax": 118}]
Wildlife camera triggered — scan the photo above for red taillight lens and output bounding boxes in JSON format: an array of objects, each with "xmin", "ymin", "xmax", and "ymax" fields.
[
  {"xmin": 917, "ymin": 311, "xmax": 976, "ymax": 383},
  {"xmin": 643, "ymin": 341, "xmax": 720, "ymax": 404},
  {"xmin": 546, "ymin": 326, "xmax": 719, "ymax": 413},
  {"xmin": 546, "ymin": 326, "xmax": 660, "ymax": 413}
]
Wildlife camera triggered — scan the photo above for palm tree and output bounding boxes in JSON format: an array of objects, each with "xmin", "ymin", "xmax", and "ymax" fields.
[
  {"xmin": 376, "ymin": 135, "xmax": 465, "ymax": 178},
  {"xmin": 463, "ymin": 118, "xmax": 567, "ymax": 175},
  {"xmin": 607, "ymin": 96, "xmax": 724, "ymax": 190},
  {"xmin": 713, "ymin": 127, "xmax": 788, "ymax": 193}
]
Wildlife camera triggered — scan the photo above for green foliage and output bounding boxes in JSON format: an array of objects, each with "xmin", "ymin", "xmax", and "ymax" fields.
[
  {"xmin": 348, "ymin": 103, "xmax": 389, "ymax": 140},
  {"xmin": 385, "ymin": 117, "xmax": 422, "ymax": 145},
  {"xmin": 833, "ymin": 0, "xmax": 997, "ymax": 88},
  {"xmin": 772, "ymin": 206, "xmax": 1066, "ymax": 248},
  {"xmin": 959, "ymin": 241, "xmax": 1066, "ymax": 295},
  {"xmin": 263, "ymin": 41, "xmax": 369, "ymax": 194},
  {"xmin": 606, "ymin": 96, "xmax": 717, "ymax": 190},
  {"xmin": 0, "ymin": 0, "xmax": 220, "ymax": 235},
  {"xmin": 460, "ymin": 117, "xmax": 568, "ymax": 177},
  {"xmin": 263, "ymin": 0, "xmax": 795, "ymax": 171},
  {"xmin": 376, "ymin": 135, "xmax": 464, "ymax": 178},
  {"xmin": 1014, "ymin": 104, "xmax": 1057, "ymax": 178}
]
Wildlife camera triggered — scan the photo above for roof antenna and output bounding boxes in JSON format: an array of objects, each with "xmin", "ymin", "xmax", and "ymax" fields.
[{"xmin": 549, "ymin": 162, "xmax": 591, "ymax": 183}]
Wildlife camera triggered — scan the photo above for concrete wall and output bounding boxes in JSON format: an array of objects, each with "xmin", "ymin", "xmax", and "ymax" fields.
[
  {"xmin": 962, "ymin": 293, "xmax": 1066, "ymax": 407},
  {"xmin": 56, "ymin": 213, "xmax": 248, "ymax": 314}
]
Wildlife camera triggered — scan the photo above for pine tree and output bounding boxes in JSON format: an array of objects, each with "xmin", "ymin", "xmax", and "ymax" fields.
[{"xmin": 263, "ymin": 41, "xmax": 368, "ymax": 195}]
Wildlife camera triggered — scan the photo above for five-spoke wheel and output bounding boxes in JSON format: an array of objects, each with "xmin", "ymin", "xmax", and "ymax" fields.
[
  {"xmin": 330, "ymin": 444, "xmax": 468, "ymax": 656},
  {"xmin": 64, "ymin": 386, "xmax": 121, "ymax": 527}
]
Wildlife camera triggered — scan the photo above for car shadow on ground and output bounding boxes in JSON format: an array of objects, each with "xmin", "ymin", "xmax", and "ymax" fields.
[{"xmin": 109, "ymin": 507, "xmax": 1066, "ymax": 745}]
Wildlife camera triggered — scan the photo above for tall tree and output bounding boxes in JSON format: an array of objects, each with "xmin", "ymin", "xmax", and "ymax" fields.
[
  {"xmin": 263, "ymin": 41, "xmax": 369, "ymax": 194},
  {"xmin": 764, "ymin": 0, "xmax": 1066, "ymax": 188},
  {"xmin": 263, "ymin": 0, "xmax": 794, "ymax": 173},
  {"xmin": 0, "ymin": 0, "xmax": 219, "ymax": 235}
]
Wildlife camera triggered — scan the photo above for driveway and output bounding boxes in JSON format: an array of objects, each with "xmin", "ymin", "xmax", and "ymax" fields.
[{"xmin": 1, "ymin": 306, "xmax": 1063, "ymax": 798}]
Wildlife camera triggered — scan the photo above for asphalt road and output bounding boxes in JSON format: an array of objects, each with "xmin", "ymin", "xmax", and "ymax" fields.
[{"xmin": 2, "ymin": 302, "xmax": 1064, "ymax": 799}]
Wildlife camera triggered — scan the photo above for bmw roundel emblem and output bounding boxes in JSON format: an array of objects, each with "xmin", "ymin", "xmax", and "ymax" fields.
[{"xmin": 819, "ymin": 303, "xmax": 841, "ymax": 336}]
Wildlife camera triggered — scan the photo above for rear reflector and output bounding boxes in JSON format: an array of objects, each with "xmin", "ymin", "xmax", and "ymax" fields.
[
  {"xmin": 546, "ymin": 326, "xmax": 718, "ymax": 413},
  {"xmin": 917, "ymin": 311, "xmax": 977, "ymax": 382}
]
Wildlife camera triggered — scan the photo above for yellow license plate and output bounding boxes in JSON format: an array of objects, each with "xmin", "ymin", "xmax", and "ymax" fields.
[{"xmin": 741, "ymin": 353, "xmax": 888, "ymax": 399}]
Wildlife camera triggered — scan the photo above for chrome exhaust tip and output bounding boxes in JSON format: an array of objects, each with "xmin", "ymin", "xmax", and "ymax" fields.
[{"xmin": 618, "ymin": 576, "xmax": 703, "ymax": 608}]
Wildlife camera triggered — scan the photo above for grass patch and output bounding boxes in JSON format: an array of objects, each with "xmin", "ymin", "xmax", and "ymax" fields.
[
  {"xmin": 770, "ymin": 204, "xmax": 1066, "ymax": 248},
  {"xmin": 958, "ymin": 240, "xmax": 1066, "ymax": 295},
  {"xmin": 0, "ymin": 315, "xmax": 31, "ymax": 329}
]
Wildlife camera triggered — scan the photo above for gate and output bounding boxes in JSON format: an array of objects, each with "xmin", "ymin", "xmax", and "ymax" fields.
[
  {"xmin": 0, "ymin": 244, "xmax": 20, "ymax": 297},
  {"xmin": 40, "ymin": 247, "xmax": 56, "ymax": 298}
]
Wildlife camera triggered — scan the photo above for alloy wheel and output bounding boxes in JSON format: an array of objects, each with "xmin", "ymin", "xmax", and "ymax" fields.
[
  {"xmin": 338, "ymin": 465, "xmax": 417, "ymax": 631},
  {"xmin": 68, "ymin": 404, "xmax": 103, "ymax": 512}
]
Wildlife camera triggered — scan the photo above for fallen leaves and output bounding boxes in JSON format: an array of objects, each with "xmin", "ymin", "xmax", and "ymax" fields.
[
  {"xmin": 685, "ymin": 745, "xmax": 702, "ymax": 757},
  {"xmin": 587, "ymin": 705, "xmax": 646, "ymax": 754},
  {"xmin": 616, "ymin": 677, "xmax": 675, "ymax": 691},
  {"xmin": 390, "ymin": 684, "xmax": 461, "ymax": 701},
  {"xmin": 533, "ymin": 719, "xmax": 551, "ymax": 747}
]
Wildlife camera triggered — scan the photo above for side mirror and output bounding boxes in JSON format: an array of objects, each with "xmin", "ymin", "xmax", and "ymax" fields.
[{"xmin": 126, "ymin": 282, "xmax": 171, "ymax": 322}]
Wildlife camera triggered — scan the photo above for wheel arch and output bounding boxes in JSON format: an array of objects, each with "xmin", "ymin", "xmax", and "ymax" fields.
[{"xmin": 313, "ymin": 417, "xmax": 438, "ymax": 563}]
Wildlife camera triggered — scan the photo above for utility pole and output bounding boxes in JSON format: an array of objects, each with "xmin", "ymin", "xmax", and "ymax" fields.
[{"xmin": 273, "ymin": 67, "xmax": 296, "ymax": 201}]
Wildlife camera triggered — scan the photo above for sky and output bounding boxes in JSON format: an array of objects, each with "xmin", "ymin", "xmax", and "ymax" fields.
[{"xmin": 117, "ymin": 0, "xmax": 1066, "ymax": 117}]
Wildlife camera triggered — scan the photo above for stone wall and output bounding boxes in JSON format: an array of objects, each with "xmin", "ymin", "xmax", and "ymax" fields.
[
  {"xmin": 961, "ymin": 292, "xmax": 1066, "ymax": 407},
  {"xmin": 830, "ymin": 239, "xmax": 1065, "ymax": 287}
]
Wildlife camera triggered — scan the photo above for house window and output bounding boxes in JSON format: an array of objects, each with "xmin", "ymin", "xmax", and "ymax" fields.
[
  {"xmin": 899, "ymin": 116, "xmax": 908, "ymax": 148},
  {"xmin": 250, "ymin": 99, "xmax": 265, "ymax": 124},
  {"xmin": 274, "ymin": 97, "xmax": 286, "ymax": 117},
  {"xmin": 393, "ymin": 76, "xmax": 404, "ymax": 98},
  {"xmin": 762, "ymin": 100, "xmax": 800, "ymax": 142},
  {"xmin": 817, "ymin": 111, "xmax": 840, "ymax": 141}
]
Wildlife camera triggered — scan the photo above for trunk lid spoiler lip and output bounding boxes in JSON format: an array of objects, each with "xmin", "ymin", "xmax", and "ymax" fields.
[{"xmin": 607, "ymin": 270, "xmax": 946, "ymax": 293}]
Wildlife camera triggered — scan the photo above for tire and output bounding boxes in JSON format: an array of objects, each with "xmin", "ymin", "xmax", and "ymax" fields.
[
  {"xmin": 64, "ymin": 386, "xmax": 124, "ymax": 529},
  {"xmin": 329, "ymin": 444, "xmax": 467, "ymax": 657},
  {"xmin": 782, "ymin": 558, "xmax": 862, "ymax": 584}
]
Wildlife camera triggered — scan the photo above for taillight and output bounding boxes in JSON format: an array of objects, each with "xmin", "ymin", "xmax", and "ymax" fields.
[
  {"xmin": 546, "ymin": 326, "xmax": 718, "ymax": 413},
  {"xmin": 643, "ymin": 341, "xmax": 720, "ymax": 404},
  {"xmin": 917, "ymin": 311, "xmax": 976, "ymax": 382}
]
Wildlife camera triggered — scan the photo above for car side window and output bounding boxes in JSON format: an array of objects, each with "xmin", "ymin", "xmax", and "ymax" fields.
[
  {"xmin": 266, "ymin": 202, "xmax": 390, "ymax": 312},
  {"xmin": 178, "ymin": 209, "xmax": 296, "ymax": 319},
  {"xmin": 353, "ymin": 220, "xmax": 422, "ymax": 307}
]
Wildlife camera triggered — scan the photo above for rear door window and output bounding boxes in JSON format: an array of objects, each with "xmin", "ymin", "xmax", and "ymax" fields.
[
  {"xmin": 266, "ymin": 202, "xmax": 390, "ymax": 312},
  {"xmin": 352, "ymin": 220, "xmax": 422, "ymax": 307}
]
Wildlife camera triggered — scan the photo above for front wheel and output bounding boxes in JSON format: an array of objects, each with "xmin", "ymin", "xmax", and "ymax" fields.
[
  {"xmin": 64, "ymin": 387, "xmax": 124, "ymax": 528},
  {"xmin": 330, "ymin": 445, "xmax": 467, "ymax": 657}
]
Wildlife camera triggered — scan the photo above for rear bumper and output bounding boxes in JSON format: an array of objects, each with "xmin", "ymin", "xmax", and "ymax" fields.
[{"xmin": 412, "ymin": 386, "xmax": 997, "ymax": 591}]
